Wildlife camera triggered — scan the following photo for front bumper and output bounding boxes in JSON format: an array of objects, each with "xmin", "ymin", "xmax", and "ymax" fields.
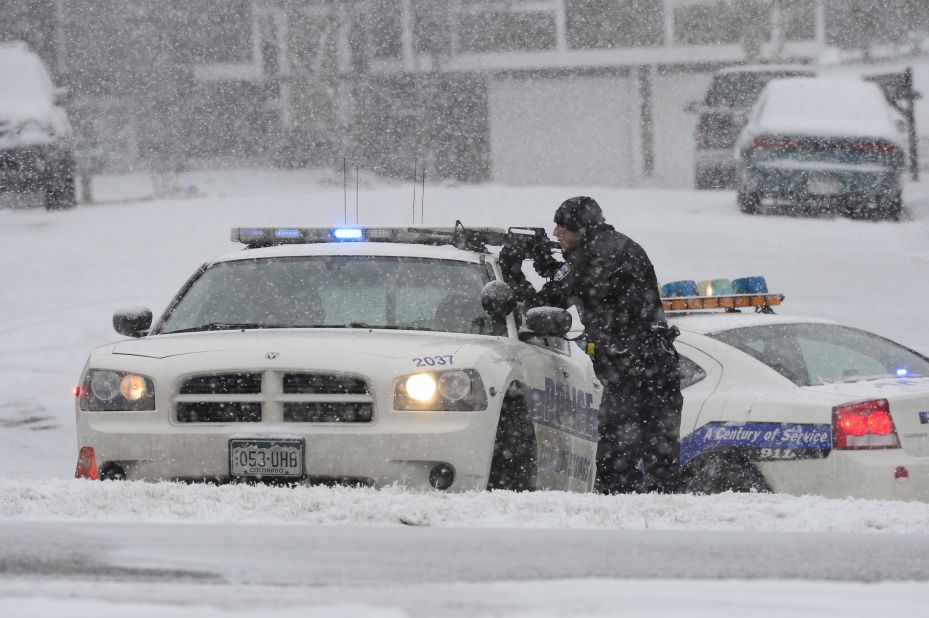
[
  {"xmin": 76, "ymin": 406, "xmax": 501, "ymax": 491},
  {"xmin": 0, "ymin": 144, "xmax": 68, "ymax": 190},
  {"xmin": 760, "ymin": 450, "xmax": 929, "ymax": 502}
]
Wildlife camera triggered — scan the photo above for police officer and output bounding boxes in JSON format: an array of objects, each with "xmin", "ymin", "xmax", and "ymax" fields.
[{"xmin": 499, "ymin": 196, "xmax": 682, "ymax": 493}]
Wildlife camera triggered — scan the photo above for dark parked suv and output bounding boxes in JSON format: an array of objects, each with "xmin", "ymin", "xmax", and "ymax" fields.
[
  {"xmin": 687, "ymin": 65, "xmax": 815, "ymax": 190},
  {"xmin": 0, "ymin": 42, "xmax": 76, "ymax": 210}
]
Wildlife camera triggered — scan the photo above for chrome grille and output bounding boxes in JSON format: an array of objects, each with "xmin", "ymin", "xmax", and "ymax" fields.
[{"xmin": 174, "ymin": 371, "xmax": 373, "ymax": 423}]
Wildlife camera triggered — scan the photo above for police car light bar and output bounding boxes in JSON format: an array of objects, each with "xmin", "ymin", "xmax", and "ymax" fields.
[
  {"xmin": 230, "ymin": 226, "xmax": 510, "ymax": 249},
  {"xmin": 660, "ymin": 276, "xmax": 783, "ymax": 313},
  {"xmin": 661, "ymin": 293, "xmax": 784, "ymax": 313}
]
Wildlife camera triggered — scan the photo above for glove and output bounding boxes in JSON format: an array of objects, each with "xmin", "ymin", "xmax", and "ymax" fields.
[
  {"xmin": 533, "ymin": 253, "xmax": 561, "ymax": 279},
  {"xmin": 498, "ymin": 245, "xmax": 527, "ymax": 282}
]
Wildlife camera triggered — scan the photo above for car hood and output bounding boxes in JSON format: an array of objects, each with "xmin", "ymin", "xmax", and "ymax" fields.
[{"xmin": 110, "ymin": 329, "xmax": 487, "ymax": 360}]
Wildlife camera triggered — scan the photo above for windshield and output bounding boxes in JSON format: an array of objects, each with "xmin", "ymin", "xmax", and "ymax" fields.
[
  {"xmin": 158, "ymin": 255, "xmax": 499, "ymax": 336},
  {"xmin": 0, "ymin": 55, "xmax": 53, "ymax": 98},
  {"xmin": 710, "ymin": 323, "xmax": 929, "ymax": 387},
  {"xmin": 705, "ymin": 71, "xmax": 812, "ymax": 108}
]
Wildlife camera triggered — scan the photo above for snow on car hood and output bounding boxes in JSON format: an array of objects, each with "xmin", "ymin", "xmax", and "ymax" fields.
[
  {"xmin": 0, "ymin": 97, "xmax": 53, "ymax": 125},
  {"xmin": 110, "ymin": 328, "xmax": 486, "ymax": 360}
]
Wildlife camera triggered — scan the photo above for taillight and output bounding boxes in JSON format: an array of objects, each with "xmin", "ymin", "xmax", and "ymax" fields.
[
  {"xmin": 695, "ymin": 118, "xmax": 705, "ymax": 148},
  {"xmin": 832, "ymin": 399, "xmax": 900, "ymax": 450},
  {"xmin": 751, "ymin": 135, "xmax": 796, "ymax": 151},
  {"xmin": 852, "ymin": 141, "xmax": 901, "ymax": 154}
]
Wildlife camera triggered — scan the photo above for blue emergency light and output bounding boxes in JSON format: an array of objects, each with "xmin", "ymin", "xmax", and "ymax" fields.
[
  {"xmin": 732, "ymin": 276, "xmax": 769, "ymax": 294},
  {"xmin": 333, "ymin": 228, "xmax": 364, "ymax": 241},
  {"xmin": 274, "ymin": 228, "xmax": 302, "ymax": 239},
  {"xmin": 238, "ymin": 228, "xmax": 266, "ymax": 240},
  {"xmin": 660, "ymin": 280, "xmax": 698, "ymax": 298},
  {"xmin": 897, "ymin": 368, "xmax": 909, "ymax": 377}
]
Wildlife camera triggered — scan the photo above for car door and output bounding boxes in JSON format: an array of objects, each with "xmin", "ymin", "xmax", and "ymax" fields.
[{"xmin": 520, "ymin": 333, "xmax": 600, "ymax": 492}]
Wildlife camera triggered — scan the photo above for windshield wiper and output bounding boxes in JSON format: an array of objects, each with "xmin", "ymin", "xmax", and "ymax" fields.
[
  {"xmin": 343, "ymin": 322, "xmax": 439, "ymax": 331},
  {"xmin": 166, "ymin": 322, "xmax": 441, "ymax": 333},
  {"xmin": 165, "ymin": 322, "xmax": 288, "ymax": 334}
]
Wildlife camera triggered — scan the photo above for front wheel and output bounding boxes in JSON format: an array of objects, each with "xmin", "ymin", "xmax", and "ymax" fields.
[
  {"xmin": 487, "ymin": 386, "xmax": 537, "ymax": 491},
  {"xmin": 684, "ymin": 453, "xmax": 769, "ymax": 494}
]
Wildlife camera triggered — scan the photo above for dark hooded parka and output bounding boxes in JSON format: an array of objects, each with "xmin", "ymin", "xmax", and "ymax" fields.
[{"xmin": 500, "ymin": 196, "xmax": 683, "ymax": 493}]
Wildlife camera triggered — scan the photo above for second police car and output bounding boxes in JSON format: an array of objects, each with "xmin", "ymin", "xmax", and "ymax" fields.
[
  {"xmin": 74, "ymin": 225, "xmax": 601, "ymax": 492},
  {"xmin": 665, "ymin": 277, "xmax": 929, "ymax": 501}
]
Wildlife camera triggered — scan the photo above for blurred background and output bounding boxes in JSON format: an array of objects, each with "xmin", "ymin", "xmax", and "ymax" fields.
[{"xmin": 2, "ymin": 0, "xmax": 928, "ymax": 192}]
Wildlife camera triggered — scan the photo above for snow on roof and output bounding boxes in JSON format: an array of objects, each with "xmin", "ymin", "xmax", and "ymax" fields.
[
  {"xmin": 672, "ymin": 311, "xmax": 835, "ymax": 336},
  {"xmin": 754, "ymin": 78, "xmax": 902, "ymax": 143}
]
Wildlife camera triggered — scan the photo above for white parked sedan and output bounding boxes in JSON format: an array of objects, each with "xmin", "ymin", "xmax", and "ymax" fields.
[
  {"xmin": 669, "ymin": 283, "xmax": 929, "ymax": 501},
  {"xmin": 74, "ymin": 226, "xmax": 602, "ymax": 493}
]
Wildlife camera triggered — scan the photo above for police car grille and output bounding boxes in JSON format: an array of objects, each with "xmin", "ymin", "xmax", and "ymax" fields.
[
  {"xmin": 281, "ymin": 373, "xmax": 373, "ymax": 423},
  {"xmin": 180, "ymin": 373, "xmax": 261, "ymax": 395},
  {"xmin": 176, "ymin": 402, "xmax": 261, "ymax": 423},
  {"xmin": 173, "ymin": 372, "xmax": 373, "ymax": 423},
  {"xmin": 282, "ymin": 373, "xmax": 368, "ymax": 395},
  {"xmin": 283, "ymin": 402, "xmax": 373, "ymax": 423}
]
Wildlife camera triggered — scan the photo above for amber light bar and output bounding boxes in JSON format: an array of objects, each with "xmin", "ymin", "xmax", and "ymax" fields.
[{"xmin": 661, "ymin": 293, "xmax": 784, "ymax": 312}]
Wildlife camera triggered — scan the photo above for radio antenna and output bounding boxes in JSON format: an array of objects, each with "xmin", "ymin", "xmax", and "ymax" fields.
[
  {"xmin": 342, "ymin": 157, "xmax": 347, "ymax": 224},
  {"xmin": 355, "ymin": 164, "xmax": 359, "ymax": 224},
  {"xmin": 420, "ymin": 166, "xmax": 426, "ymax": 224},
  {"xmin": 411, "ymin": 157, "xmax": 417, "ymax": 225}
]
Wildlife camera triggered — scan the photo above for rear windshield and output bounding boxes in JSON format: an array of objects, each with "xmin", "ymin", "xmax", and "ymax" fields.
[
  {"xmin": 705, "ymin": 71, "xmax": 813, "ymax": 108},
  {"xmin": 710, "ymin": 323, "xmax": 929, "ymax": 387},
  {"xmin": 0, "ymin": 55, "xmax": 53, "ymax": 98}
]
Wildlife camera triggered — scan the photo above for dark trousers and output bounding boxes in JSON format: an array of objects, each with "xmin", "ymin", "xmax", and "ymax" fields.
[{"xmin": 594, "ymin": 370, "xmax": 683, "ymax": 494}]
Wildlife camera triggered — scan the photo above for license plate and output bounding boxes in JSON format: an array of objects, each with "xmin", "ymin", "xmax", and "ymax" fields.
[
  {"xmin": 229, "ymin": 439, "xmax": 305, "ymax": 479},
  {"xmin": 807, "ymin": 175, "xmax": 842, "ymax": 195}
]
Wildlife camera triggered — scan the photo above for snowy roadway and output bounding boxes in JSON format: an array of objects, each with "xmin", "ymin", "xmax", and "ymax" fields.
[{"xmin": 2, "ymin": 169, "xmax": 929, "ymax": 616}]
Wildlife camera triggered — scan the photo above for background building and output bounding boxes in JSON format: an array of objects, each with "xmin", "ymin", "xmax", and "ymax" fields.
[{"xmin": 2, "ymin": 0, "xmax": 927, "ymax": 187}]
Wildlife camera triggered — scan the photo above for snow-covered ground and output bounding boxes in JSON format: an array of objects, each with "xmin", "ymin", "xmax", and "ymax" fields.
[{"xmin": 1, "ymin": 169, "xmax": 929, "ymax": 616}]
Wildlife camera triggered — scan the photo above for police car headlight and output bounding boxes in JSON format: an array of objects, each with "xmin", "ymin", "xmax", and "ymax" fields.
[
  {"xmin": 405, "ymin": 373, "xmax": 437, "ymax": 403},
  {"xmin": 395, "ymin": 370, "xmax": 487, "ymax": 411},
  {"xmin": 81, "ymin": 369, "xmax": 155, "ymax": 411},
  {"xmin": 438, "ymin": 371, "xmax": 471, "ymax": 401}
]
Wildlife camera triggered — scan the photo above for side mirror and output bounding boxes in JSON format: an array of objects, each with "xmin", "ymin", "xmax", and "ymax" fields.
[
  {"xmin": 684, "ymin": 100, "xmax": 702, "ymax": 114},
  {"xmin": 524, "ymin": 307, "xmax": 572, "ymax": 337},
  {"xmin": 53, "ymin": 86, "xmax": 71, "ymax": 105},
  {"xmin": 113, "ymin": 307, "xmax": 152, "ymax": 338},
  {"xmin": 480, "ymin": 281, "xmax": 516, "ymax": 318}
]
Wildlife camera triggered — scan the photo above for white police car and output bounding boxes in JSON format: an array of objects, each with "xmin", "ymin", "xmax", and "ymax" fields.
[
  {"xmin": 668, "ymin": 278, "xmax": 929, "ymax": 501},
  {"xmin": 74, "ymin": 226, "xmax": 602, "ymax": 492}
]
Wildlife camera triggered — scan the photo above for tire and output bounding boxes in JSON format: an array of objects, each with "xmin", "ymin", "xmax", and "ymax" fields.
[
  {"xmin": 43, "ymin": 156, "xmax": 77, "ymax": 211},
  {"xmin": 737, "ymin": 190, "xmax": 759, "ymax": 215},
  {"xmin": 683, "ymin": 452, "xmax": 769, "ymax": 494},
  {"xmin": 487, "ymin": 386, "xmax": 537, "ymax": 491},
  {"xmin": 877, "ymin": 193, "xmax": 902, "ymax": 222},
  {"xmin": 694, "ymin": 171, "xmax": 715, "ymax": 190}
]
